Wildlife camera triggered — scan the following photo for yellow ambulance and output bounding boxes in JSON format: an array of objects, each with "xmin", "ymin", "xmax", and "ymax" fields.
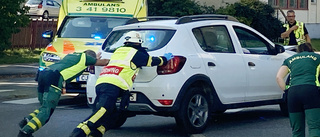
[{"xmin": 40, "ymin": 0, "xmax": 147, "ymax": 93}]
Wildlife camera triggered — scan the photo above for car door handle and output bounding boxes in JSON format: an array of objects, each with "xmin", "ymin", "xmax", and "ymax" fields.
[
  {"xmin": 208, "ymin": 62, "xmax": 216, "ymax": 66},
  {"xmin": 248, "ymin": 62, "xmax": 255, "ymax": 66}
]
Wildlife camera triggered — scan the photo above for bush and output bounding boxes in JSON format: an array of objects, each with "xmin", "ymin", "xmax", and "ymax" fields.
[
  {"xmin": 148, "ymin": 0, "xmax": 215, "ymax": 17},
  {"xmin": 0, "ymin": 0, "xmax": 30, "ymax": 53},
  {"xmin": 216, "ymin": 0, "xmax": 282, "ymax": 41}
]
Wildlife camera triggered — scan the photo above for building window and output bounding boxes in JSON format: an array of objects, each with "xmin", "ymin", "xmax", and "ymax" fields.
[{"xmin": 269, "ymin": 0, "xmax": 308, "ymax": 10}]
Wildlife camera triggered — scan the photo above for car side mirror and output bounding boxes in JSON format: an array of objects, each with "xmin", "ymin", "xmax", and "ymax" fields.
[
  {"xmin": 275, "ymin": 44, "xmax": 285, "ymax": 54},
  {"xmin": 42, "ymin": 30, "xmax": 54, "ymax": 42}
]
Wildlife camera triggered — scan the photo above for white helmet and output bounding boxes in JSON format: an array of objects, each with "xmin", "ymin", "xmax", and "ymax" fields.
[{"xmin": 124, "ymin": 31, "xmax": 143, "ymax": 44}]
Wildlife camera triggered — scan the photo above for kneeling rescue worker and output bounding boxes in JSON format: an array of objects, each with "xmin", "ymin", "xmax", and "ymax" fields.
[
  {"xmin": 18, "ymin": 50, "xmax": 109, "ymax": 137},
  {"xmin": 69, "ymin": 31, "xmax": 174, "ymax": 137}
]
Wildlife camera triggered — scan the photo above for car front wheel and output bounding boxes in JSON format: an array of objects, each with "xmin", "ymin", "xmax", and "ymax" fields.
[{"xmin": 175, "ymin": 87, "xmax": 210, "ymax": 134}]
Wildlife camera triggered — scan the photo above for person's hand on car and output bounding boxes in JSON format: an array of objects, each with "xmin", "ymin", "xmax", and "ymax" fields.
[{"xmin": 164, "ymin": 53, "xmax": 174, "ymax": 61}]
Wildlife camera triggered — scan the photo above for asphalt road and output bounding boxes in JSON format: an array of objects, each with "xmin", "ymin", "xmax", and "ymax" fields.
[
  {"xmin": 0, "ymin": 64, "xmax": 295, "ymax": 137},
  {"xmin": 0, "ymin": 63, "xmax": 38, "ymax": 78}
]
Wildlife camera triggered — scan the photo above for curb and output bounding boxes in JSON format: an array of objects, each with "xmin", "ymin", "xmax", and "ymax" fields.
[
  {"xmin": 0, "ymin": 73, "xmax": 36, "ymax": 79},
  {"xmin": 0, "ymin": 63, "xmax": 38, "ymax": 79}
]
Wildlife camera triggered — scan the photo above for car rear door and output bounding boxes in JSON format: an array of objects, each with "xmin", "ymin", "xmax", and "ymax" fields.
[{"xmin": 192, "ymin": 25, "xmax": 247, "ymax": 104}]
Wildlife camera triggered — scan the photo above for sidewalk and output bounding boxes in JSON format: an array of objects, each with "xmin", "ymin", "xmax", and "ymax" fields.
[{"xmin": 0, "ymin": 63, "xmax": 38, "ymax": 79}]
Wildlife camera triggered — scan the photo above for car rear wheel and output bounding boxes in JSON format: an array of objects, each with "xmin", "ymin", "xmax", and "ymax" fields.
[
  {"xmin": 42, "ymin": 11, "xmax": 49, "ymax": 19},
  {"xmin": 175, "ymin": 87, "xmax": 210, "ymax": 134}
]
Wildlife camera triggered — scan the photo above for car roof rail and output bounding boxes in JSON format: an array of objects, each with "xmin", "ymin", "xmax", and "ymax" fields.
[
  {"xmin": 125, "ymin": 16, "xmax": 178, "ymax": 25},
  {"xmin": 175, "ymin": 14, "xmax": 239, "ymax": 24}
]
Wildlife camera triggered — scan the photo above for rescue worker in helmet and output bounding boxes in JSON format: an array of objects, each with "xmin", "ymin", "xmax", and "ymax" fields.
[{"xmin": 69, "ymin": 31, "xmax": 174, "ymax": 137}]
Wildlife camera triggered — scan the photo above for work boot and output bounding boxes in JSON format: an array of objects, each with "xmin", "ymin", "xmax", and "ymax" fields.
[
  {"xmin": 88, "ymin": 129, "xmax": 103, "ymax": 137},
  {"xmin": 17, "ymin": 130, "xmax": 33, "ymax": 137},
  {"xmin": 69, "ymin": 128, "xmax": 86, "ymax": 137},
  {"xmin": 18, "ymin": 118, "xmax": 28, "ymax": 129}
]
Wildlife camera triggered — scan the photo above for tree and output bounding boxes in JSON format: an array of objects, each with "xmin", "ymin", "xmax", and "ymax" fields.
[
  {"xmin": 148, "ymin": 0, "xmax": 215, "ymax": 17},
  {"xmin": 216, "ymin": 0, "xmax": 282, "ymax": 41},
  {"xmin": 0, "ymin": 0, "xmax": 30, "ymax": 53}
]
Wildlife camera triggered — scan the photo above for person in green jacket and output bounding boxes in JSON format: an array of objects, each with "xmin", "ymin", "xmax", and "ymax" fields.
[
  {"xmin": 276, "ymin": 43, "xmax": 320, "ymax": 137},
  {"xmin": 18, "ymin": 50, "xmax": 109, "ymax": 137},
  {"xmin": 69, "ymin": 31, "xmax": 173, "ymax": 137}
]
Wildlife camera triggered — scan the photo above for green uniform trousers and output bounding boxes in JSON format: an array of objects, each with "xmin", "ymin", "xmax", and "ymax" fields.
[
  {"xmin": 21, "ymin": 69, "xmax": 63, "ymax": 134},
  {"xmin": 288, "ymin": 85, "xmax": 320, "ymax": 137}
]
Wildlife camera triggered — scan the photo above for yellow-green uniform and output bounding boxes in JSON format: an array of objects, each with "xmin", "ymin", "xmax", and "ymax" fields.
[
  {"xmin": 283, "ymin": 21, "xmax": 309, "ymax": 46},
  {"xmin": 283, "ymin": 51, "xmax": 320, "ymax": 137},
  {"xmin": 19, "ymin": 52, "xmax": 96, "ymax": 136},
  {"xmin": 70, "ymin": 44, "xmax": 168, "ymax": 137}
]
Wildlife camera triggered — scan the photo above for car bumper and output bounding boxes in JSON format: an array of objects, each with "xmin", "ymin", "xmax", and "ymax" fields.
[{"xmin": 87, "ymin": 73, "xmax": 183, "ymax": 113}]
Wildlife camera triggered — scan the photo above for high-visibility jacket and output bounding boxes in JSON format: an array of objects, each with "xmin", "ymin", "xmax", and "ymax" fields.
[
  {"xmin": 96, "ymin": 47, "xmax": 139, "ymax": 90},
  {"xmin": 49, "ymin": 52, "xmax": 96, "ymax": 83},
  {"xmin": 283, "ymin": 21, "xmax": 306, "ymax": 45}
]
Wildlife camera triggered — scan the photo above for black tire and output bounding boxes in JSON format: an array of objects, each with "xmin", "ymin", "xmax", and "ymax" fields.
[
  {"xmin": 42, "ymin": 11, "xmax": 49, "ymax": 19},
  {"xmin": 175, "ymin": 87, "xmax": 210, "ymax": 134}
]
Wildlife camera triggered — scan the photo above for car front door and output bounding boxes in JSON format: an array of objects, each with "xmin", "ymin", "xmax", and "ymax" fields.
[
  {"xmin": 232, "ymin": 26, "xmax": 284, "ymax": 101},
  {"xmin": 192, "ymin": 25, "xmax": 247, "ymax": 104}
]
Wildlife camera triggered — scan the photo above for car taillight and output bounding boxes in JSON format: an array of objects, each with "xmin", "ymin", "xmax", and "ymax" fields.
[
  {"xmin": 89, "ymin": 66, "xmax": 95, "ymax": 74},
  {"xmin": 157, "ymin": 56, "xmax": 186, "ymax": 75},
  {"xmin": 38, "ymin": 3, "xmax": 42, "ymax": 8},
  {"xmin": 158, "ymin": 100, "xmax": 173, "ymax": 105}
]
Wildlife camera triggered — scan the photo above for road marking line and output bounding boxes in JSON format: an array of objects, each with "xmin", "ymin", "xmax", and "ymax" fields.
[
  {"xmin": 189, "ymin": 134, "xmax": 206, "ymax": 137},
  {"xmin": 2, "ymin": 98, "xmax": 39, "ymax": 104},
  {"xmin": 0, "ymin": 64, "xmax": 38, "ymax": 68},
  {"xmin": 0, "ymin": 89, "xmax": 15, "ymax": 93}
]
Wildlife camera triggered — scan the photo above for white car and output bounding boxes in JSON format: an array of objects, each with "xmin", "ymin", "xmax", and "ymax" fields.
[
  {"xmin": 87, "ymin": 14, "xmax": 295, "ymax": 133},
  {"xmin": 25, "ymin": 0, "xmax": 60, "ymax": 19}
]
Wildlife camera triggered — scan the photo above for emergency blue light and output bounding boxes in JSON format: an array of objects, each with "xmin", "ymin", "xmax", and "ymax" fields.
[
  {"xmin": 91, "ymin": 33, "xmax": 102, "ymax": 40},
  {"xmin": 149, "ymin": 36, "xmax": 155, "ymax": 42},
  {"xmin": 94, "ymin": 35, "xmax": 101, "ymax": 40},
  {"xmin": 38, "ymin": 67, "xmax": 45, "ymax": 71}
]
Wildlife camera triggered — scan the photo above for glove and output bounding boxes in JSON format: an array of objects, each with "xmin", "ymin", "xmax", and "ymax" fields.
[
  {"xmin": 119, "ymin": 91, "xmax": 131, "ymax": 111},
  {"xmin": 164, "ymin": 52, "xmax": 174, "ymax": 61}
]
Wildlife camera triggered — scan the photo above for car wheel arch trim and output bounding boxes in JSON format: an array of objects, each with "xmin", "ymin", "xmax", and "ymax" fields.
[{"xmin": 171, "ymin": 74, "xmax": 224, "ymax": 112}]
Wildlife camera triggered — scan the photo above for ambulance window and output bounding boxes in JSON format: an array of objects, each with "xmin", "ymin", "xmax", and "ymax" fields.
[
  {"xmin": 58, "ymin": 17, "xmax": 129, "ymax": 39},
  {"xmin": 103, "ymin": 29, "xmax": 176, "ymax": 52}
]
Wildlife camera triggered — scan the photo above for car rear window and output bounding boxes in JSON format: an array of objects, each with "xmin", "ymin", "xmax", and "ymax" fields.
[
  {"xmin": 26, "ymin": 0, "xmax": 42, "ymax": 4},
  {"xmin": 102, "ymin": 29, "xmax": 176, "ymax": 52}
]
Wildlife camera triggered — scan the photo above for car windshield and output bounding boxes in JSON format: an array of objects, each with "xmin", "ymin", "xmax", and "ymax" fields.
[
  {"xmin": 58, "ymin": 17, "xmax": 130, "ymax": 39},
  {"xmin": 102, "ymin": 29, "xmax": 176, "ymax": 52}
]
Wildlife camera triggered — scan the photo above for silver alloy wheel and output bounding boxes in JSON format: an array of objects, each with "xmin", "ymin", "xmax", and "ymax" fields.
[
  {"xmin": 187, "ymin": 94, "xmax": 209, "ymax": 127},
  {"xmin": 43, "ymin": 11, "xmax": 49, "ymax": 19}
]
